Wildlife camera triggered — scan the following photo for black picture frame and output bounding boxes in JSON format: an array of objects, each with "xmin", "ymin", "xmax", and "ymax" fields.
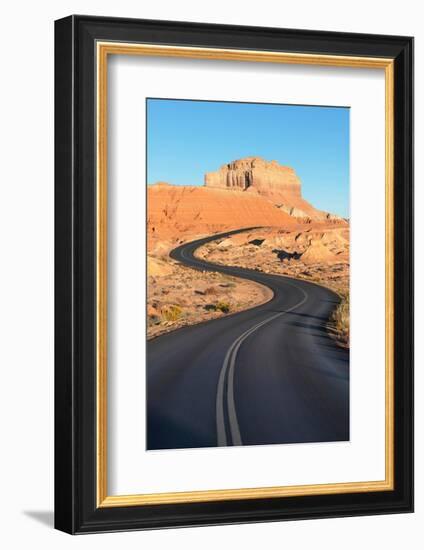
[{"xmin": 55, "ymin": 14, "xmax": 414, "ymax": 534}]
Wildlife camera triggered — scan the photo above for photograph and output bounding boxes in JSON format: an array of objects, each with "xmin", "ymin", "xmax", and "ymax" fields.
[
  {"xmin": 146, "ymin": 98, "xmax": 350, "ymax": 450},
  {"xmin": 0, "ymin": 0, "xmax": 418, "ymax": 542},
  {"xmin": 50, "ymin": 11, "xmax": 413, "ymax": 536}
]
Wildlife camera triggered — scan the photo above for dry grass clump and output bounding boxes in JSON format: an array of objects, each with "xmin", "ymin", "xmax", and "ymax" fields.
[
  {"xmin": 161, "ymin": 304, "xmax": 182, "ymax": 322},
  {"xmin": 204, "ymin": 301, "xmax": 231, "ymax": 314},
  {"xmin": 216, "ymin": 301, "xmax": 230, "ymax": 313},
  {"xmin": 330, "ymin": 293, "xmax": 349, "ymax": 347}
]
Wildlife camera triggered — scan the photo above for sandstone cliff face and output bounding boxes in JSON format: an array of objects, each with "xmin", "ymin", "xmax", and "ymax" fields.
[
  {"xmin": 147, "ymin": 157, "xmax": 347, "ymax": 250},
  {"xmin": 147, "ymin": 183, "xmax": 296, "ymax": 250},
  {"xmin": 204, "ymin": 157, "xmax": 329, "ymax": 220},
  {"xmin": 205, "ymin": 157, "xmax": 301, "ymax": 196}
]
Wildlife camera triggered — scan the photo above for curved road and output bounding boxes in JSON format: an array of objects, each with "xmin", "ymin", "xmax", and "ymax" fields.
[{"xmin": 147, "ymin": 228, "xmax": 349, "ymax": 450}]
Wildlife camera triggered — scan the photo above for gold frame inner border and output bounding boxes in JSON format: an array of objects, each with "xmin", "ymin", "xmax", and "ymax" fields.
[{"xmin": 96, "ymin": 41, "xmax": 395, "ymax": 508}]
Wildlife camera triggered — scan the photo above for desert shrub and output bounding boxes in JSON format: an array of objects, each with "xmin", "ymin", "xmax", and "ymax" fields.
[
  {"xmin": 331, "ymin": 293, "xmax": 349, "ymax": 346},
  {"xmin": 216, "ymin": 301, "xmax": 230, "ymax": 314},
  {"xmin": 161, "ymin": 304, "xmax": 182, "ymax": 322},
  {"xmin": 203, "ymin": 301, "xmax": 230, "ymax": 313}
]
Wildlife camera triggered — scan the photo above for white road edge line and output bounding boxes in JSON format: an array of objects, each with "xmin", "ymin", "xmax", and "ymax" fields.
[{"xmin": 216, "ymin": 283, "xmax": 308, "ymax": 447}]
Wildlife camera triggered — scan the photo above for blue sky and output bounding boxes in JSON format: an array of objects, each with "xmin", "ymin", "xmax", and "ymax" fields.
[{"xmin": 147, "ymin": 98, "xmax": 350, "ymax": 218}]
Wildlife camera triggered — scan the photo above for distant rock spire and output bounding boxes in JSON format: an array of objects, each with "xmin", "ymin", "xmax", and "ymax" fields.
[{"xmin": 204, "ymin": 157, "xmax": 301, "ymax": 197}]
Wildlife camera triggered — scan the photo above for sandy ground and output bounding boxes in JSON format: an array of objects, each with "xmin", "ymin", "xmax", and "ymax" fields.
[{"xmin": 147, "ymin": 254, "xmax": 272, "ymax": 339}]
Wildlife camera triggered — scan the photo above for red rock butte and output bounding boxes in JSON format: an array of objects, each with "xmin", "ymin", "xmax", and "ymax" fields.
[
  {"xmin": 205, "ymin": 156, "xmax": 332, "ymax": 220},
  {"xmin": 147, "ymin": 157, "xmax": 346, "ymax": 249},
  {"xmin": 205, "ymin": 157, "xmax": 300, "ymax": 195}
]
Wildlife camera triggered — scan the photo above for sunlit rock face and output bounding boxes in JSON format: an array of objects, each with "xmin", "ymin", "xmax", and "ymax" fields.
[
  {"xmin": 147, "ymin": 157, "xmax": 347, "ymax": 250},
  {"xmin": 204, "ymin": 157, "xmax": 347, "ymax": 223},
  {"xmin": 205, "ymin": 157, "xmax": 301, "ymax": 196},
  {"xmin": 147, "ymin": 182, "xmax": 296, "ymax": 249}
]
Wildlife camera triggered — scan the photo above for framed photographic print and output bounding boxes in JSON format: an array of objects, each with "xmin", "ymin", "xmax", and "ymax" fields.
[{"xmin": 54, "ymin": 15, "xmax": 414, "ymax": 533}]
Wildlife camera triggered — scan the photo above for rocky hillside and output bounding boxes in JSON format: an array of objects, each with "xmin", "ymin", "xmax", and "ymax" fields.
[
  {"xmin": 205, "ymin": 157, "xmax": 344, "ymax": 222},
  {"xmin": 148, "ymin": 157, "xmax": 347, "ymax": 251},
  {"xmin": 147, "ymin": 182, "xmax": 296, "ymax": 249}
]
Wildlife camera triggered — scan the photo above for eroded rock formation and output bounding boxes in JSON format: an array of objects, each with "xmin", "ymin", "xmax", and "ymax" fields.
[
  {"xmin": 147, "ymin": 157, "xmax": 347, "ymax": 250},
  {"xmin": 204, "ymin": 157, "xmax": 331, "ymax": 220},
  {"xmin": 147, "ymin": 183, "xmax": 296, "ymax": 249},
  {"xmin": 205, "ymin": 157, "xmax": 300, "ymax": 195}
]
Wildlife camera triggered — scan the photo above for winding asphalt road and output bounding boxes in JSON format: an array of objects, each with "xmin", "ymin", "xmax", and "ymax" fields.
[{"xmin": 147, "ymin": 228, "xmax": 349, "ymax": 450}]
